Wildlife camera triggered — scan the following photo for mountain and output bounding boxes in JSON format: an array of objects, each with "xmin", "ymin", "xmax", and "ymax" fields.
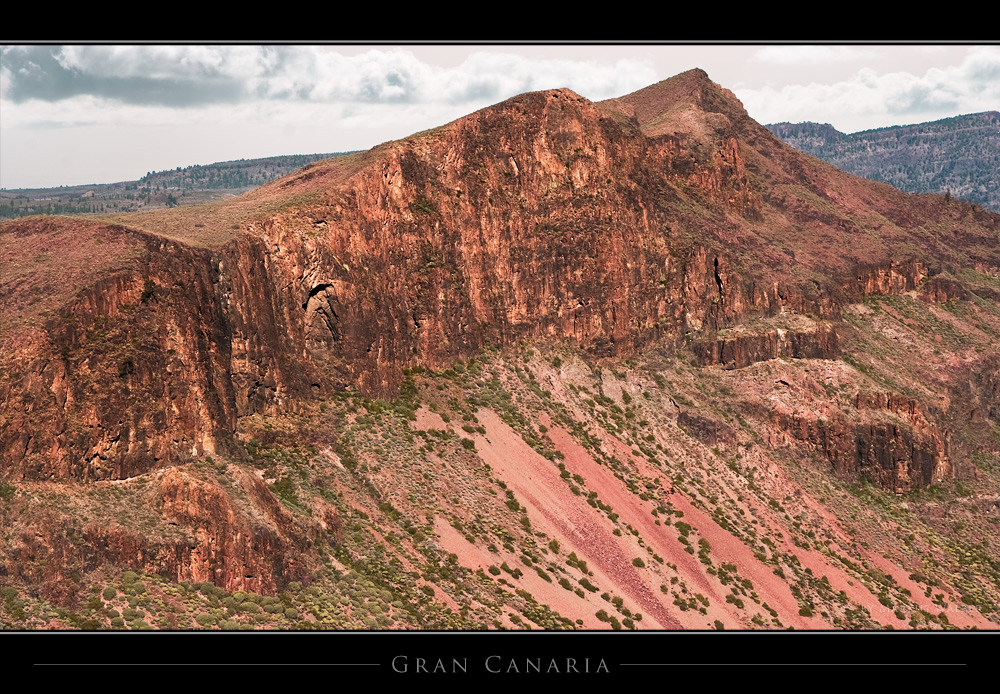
[
  {"xmin": 767, "ymin": 112, "xmax": 1000, "ymax": 212},
  {"xmin": 2, "ymin": 69, "xmax": 1000, "ymax": 633}
]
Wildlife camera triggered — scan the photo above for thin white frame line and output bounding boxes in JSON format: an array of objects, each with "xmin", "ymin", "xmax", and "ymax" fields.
[
  {"xmin": 34, "ymin": 662, "xmax": 381, "ymax": 666},
  {"xmin": 620, "ymin": 662, "xmax": 967, "ymax": 666}
]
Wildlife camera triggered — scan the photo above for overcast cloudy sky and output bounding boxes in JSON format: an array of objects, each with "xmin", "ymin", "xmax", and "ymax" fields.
[{"xmin": 1, "ymin": 43, "xmax": 998, "ymax": 189}]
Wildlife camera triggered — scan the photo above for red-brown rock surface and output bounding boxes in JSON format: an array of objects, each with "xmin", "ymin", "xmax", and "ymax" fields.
[
  {"xmin": 2, "ymin": 69, "xmax": 1000, "ymax": 625},
  {"xmin": 5, "ymin": 71, "xmax": 996, "ymax": 485}
]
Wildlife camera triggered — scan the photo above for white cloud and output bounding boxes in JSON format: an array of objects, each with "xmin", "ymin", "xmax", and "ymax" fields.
[
  {"xmin": 4, "ymin": 46, "xmax": 658, "ymax": 111},
  {"xmin": 441, "ymin": 52, "xmax": 656, "ymax": 104},
  {"xmin": 53, "ymin": 45, "xmax": 267, "ymax": 82},
  {"xmin": 0, "ymin": 46, "xmax": 659, "ymax": 145},
  {"xmin": 737, "ymin": 46, "xmax": 1000, "ymax": 132},
  {"xmin": 751, "ymin": 46, "xmax": 880, "ymax": 65}
]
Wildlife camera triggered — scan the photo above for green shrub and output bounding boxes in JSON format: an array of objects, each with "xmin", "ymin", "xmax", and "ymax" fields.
[
  {"xmin": 271, "ymin": 477, "xmax": 299, "ymax": 505},
  {"xmin": 103, "ymin": 587, "xmax": 117, "ymax": 601},
  {"xmin": 195, "ymin": 614, "xmax": 217, "ymax": 627},
  {"xmin": 501, "ymin": 562, "xmax": 523, "ymax": 579},
  {"xmin": 632, "ymin": 558, "xmax": 645, "ymax": 568}
]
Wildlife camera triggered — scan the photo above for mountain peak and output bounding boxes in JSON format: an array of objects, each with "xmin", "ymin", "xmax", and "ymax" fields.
[{"xmin": 599, "ymin": 67, "xmax": 750, "ymax": 140}]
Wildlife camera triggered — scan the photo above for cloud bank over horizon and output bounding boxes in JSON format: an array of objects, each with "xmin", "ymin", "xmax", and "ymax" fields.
[{"xmin": 1, "ymin": 46, "xmax": 658, "ymax": 112}]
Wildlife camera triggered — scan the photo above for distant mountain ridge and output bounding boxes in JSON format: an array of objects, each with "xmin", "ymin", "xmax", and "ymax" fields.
[
  {"xmin": 0, "ymin": 152, "xmax": 356, "ymax": 218},
  {"xmin": 767, "ymin": 112, "xmax": 1000, "ymax": 212}
]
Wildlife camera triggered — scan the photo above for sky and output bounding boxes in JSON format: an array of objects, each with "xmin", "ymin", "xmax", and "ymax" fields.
[{"xmin": 1, "ymin": 43, "xmax": 998, "ymax": 190}]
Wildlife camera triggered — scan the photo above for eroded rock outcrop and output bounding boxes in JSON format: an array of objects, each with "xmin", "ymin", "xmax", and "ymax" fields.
[
  {"xmin": 772, "ymin": 391, "xmax": 951, "ymax": 493},
  {"xmin": 919, "ymin": 275, "xmax": 970, "ymax": 304},
  {"xmin": 156, "ymin": 468, "xmax": 310, "ymax": 594},
  {"xmin": 691, "ymin": 323, "xmax": 839, "ymax": 369},
  {"xmin": 0, "ymin": 468, "xmax": 315, "ymax": 603},
  {"xmin": 677, "ymin": 410, "xmax": 736, "ymax": 447},
  {"xmin": 2, "ymin": 234, "xmax": 236, "ymax": 481},
  {"xmin": 1, "ymin": 92, "xmax": 848, "ymax": 481},
  {"xmin": 851, "ymin": 261, "xmax": 928, "ymax": 298}
]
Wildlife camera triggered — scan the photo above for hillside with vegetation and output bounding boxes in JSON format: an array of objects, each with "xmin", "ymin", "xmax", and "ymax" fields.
[{"xmin": 767, "ymin": 112, "xmax": 1000, "ymax": 212}]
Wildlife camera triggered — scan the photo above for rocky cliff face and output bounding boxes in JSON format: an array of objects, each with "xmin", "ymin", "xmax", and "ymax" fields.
[
  {"xmin": 2, "ymin": 231, "xmax": 235, "ymax": 481},
  {"xmin": 0, "ymin": 463, "xmax": 314, "ymax": 604},
  {"xmin": 0, "ymin": 82, "xmax": 828, "ymax": 480},
  {"xmin": 2, "ymin": 70, "xmax": 1000, "ymax": 618},
  {"xmin": 773, "ymin": 399, "xmax": 951, "ymax": 494},
  {"xmin": 691, "ymin": 322, "xmax": 839, "ymax": 369},
  {"xmin": 4, "ymin": 73, "xmax": 998, "ymax": 489}
]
